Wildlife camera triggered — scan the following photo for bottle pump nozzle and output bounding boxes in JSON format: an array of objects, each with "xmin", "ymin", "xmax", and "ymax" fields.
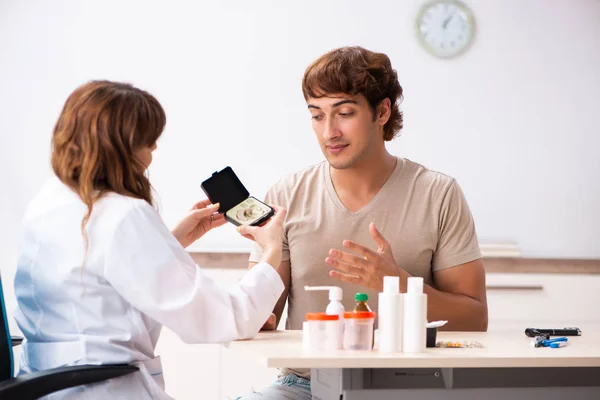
[{"xmin": 304, "ymin": 286, "xmax": 343, "ymax": 301}]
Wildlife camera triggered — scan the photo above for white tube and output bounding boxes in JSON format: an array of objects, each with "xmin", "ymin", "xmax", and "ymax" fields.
[
  {"xmin": 378, "ymin": 276, "xmax": 404, "ymax": 353},
  {"xmin": 403, "ymin": 277, "xmax": 427, "ymax": 353}
]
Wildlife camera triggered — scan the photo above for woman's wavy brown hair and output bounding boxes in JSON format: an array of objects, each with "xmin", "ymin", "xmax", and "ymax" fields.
[
  {"xmin": 302, "ymin": 46, "xmax": 404, "ymax": 141},
  {"xmin": 51, "ymin": 80, "xmax": 166, "ymax": 244}
]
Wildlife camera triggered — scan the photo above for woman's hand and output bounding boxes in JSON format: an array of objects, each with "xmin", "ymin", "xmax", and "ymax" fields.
[
  {"xmin": 171, "ymin": 200, "xmax": 227, "ymax": 248},
  {"xmin": 237, "ymin": 206, "xmax": 287, "ymax": 268},
  {"xmin": 260, "ymin": 313, "xmax": 278, "ymax": 331}
]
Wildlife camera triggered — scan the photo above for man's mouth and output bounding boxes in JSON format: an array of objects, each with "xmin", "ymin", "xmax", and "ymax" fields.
[{"xmin": 326, "ymin": 144, "xmax": 349, "ymax": 155}]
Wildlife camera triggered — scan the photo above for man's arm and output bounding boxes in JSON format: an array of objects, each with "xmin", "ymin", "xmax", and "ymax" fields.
[
  {"xmin": 425, "ymin": 180, "xmax": 487, "ymax": 331},
  {"xmin": 249, "ymin": 260, "xmax": 291, "ymax": 330},
  {"xmin": 327, "ymin": 223, "xmax": 488, "ymax": 332},
  {"xmin": 417, "ymin": 259, "xmax": 487, "ymax": 331}
]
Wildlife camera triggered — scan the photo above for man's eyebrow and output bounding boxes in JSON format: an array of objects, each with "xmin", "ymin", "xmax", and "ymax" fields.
[
  {"xmin": 332, "ymin": 99, "xmax": 357, "ymax": 107},
  {"xmin": 307, "ymin": 99, "xmax": 357, "ymax": 110}
]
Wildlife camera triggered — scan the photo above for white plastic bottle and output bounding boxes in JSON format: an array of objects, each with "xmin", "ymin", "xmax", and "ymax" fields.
[
  {"xmin": 402, "ymin": 277, "xmax": 427, "ymax": 353},
  {"xmin": 304, "ymin": 286, "xmax": 344, "ymax": 317},
  {"xmin": 378, "ymin": 276, "xmax": 403, "ymax": 353},
  {"xmin": 304, "ymin": 286, "xmax": 344, "ymax": 349}
]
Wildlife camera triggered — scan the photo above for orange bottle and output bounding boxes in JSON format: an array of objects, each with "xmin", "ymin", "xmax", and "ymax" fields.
[
  {"xmin": 353, "ymin": 293, "xmax": 374, "ymax": 348},
  {"xmin": 353, "ymin": 293, "xmax": 372, "ymax": 312}
]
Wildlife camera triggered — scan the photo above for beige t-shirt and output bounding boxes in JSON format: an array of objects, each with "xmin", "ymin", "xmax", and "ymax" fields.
[{"xmin": 249, "ymin": 157, "xmax": 482, "ymax": 378}]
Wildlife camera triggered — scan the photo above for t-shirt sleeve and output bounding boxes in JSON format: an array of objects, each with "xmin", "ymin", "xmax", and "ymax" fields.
[
  {"xmin": 432, "ymin": 180, "xmax": 482, "ymax": 272},
  {"xmin": 248, "ymin": 185, "xmax": 290, "ymax": 264}
]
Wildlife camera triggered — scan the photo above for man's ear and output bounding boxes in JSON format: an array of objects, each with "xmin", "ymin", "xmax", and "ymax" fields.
[{"xmin": 377, "ymin": 98, "xmax": 392, "ymax": 126}]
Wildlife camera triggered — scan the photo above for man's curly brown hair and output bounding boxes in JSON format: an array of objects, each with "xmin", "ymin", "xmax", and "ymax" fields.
[{"xmin": 302, "ymin": 46, "xmax": 404, "ymax": 141}]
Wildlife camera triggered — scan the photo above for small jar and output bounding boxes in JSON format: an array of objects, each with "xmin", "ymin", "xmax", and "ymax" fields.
[
  {"xmin": 343, "ymin": 311, "xmax": 376, "ymax": 351},
  {"xmin": 305, "ymin": 313, "xmax": 342, "ymax": 351}
]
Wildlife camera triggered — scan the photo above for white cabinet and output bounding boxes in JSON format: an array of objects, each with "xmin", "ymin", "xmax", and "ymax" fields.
[
  {"xmin": 157, "ymin": 328, "xmax": 221, "ymax": 400},
  {"xmin": 485, "ymin": 273, "xmax": 600, "ymax": 329},
  {"xmin": 220, "ymin": 344, "xmax": 280, "ymax": 399}
]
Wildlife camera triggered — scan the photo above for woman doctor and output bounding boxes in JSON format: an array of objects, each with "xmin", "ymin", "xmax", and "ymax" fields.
[{"xmin": 13, "ymin": 80, "xmax": 286, "ymax": 399}]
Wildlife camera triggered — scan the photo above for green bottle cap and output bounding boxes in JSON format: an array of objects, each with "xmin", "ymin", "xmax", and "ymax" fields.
[{"xmin": 355, "ymin": 293, "xmax": 368, "ymax": 302}]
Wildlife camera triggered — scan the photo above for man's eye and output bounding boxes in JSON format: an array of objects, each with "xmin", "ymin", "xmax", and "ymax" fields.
[
  {"xmin": 339, "ymin": 112, "xmax": 354, "ymax": 117},
  {"xmin": 311, "ymin": 115, "xmax": 323, "ymax": 121}
]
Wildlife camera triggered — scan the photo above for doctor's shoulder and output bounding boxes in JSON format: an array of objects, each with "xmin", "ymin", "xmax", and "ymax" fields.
[{"xmin": 93, "ymin": 192, "xmax": 162, "ymax": 231}]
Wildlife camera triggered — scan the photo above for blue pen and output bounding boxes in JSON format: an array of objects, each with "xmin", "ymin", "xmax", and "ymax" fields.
[{"xmin": 542, "ymin": 337, "xmax": 568, "ymax": 347}]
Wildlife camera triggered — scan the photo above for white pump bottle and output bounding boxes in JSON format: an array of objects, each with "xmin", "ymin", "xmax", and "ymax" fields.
[
  {"xmin": 304, "ymin": 286, "xmax": 345, "ymax": 350},
  {"xmin": 304, "ymin": 286, "xmax": 344, "ymax": 318}
]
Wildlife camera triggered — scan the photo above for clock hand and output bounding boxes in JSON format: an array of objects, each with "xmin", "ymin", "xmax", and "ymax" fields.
[{"xmin": 442, "ymin": 13, "xmax": 453, "ymax": 29}]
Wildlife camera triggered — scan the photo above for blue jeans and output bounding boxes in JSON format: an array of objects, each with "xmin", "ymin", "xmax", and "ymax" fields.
[{"xmin": 234, "ymin": 374, "xmax": 312, "ymax": 399}]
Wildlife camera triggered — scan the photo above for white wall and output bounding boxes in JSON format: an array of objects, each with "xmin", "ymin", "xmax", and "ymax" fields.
[
  {"xmin": 3, "ymin": 0, "xmax": 599, "ymax": 263},
  {"xmin": 1, "ymin": 0, "xmax": 599, "ymax": 392}
]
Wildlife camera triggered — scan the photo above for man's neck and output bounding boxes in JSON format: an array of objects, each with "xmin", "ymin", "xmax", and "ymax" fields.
[{"xmin": 330, "ymin": 149, "xmax": 397, "ymax": 200}]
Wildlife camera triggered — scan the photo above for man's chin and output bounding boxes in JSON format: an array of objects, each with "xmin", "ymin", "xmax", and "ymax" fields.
[{"xmin": 326, "ymin": 156, "xmax": 356, "ymax": 170}]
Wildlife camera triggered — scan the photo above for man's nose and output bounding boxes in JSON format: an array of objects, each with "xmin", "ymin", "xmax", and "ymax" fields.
[{"xmin": 323, "ymin": 118, "xmax": 340, "ymax": 141}]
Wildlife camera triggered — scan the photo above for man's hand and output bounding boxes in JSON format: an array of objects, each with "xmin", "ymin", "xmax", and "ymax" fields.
[
  {"xmin": 326, "ymin": 222, "xmax": 407, "ymax": 292},
  {"xmin": 260, "ymin": 313, "xmax": 277, "ymax": 331}
]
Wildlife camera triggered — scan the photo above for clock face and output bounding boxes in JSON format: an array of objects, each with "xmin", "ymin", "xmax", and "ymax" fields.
[{"xmin": 416, "ymin": 0, "xmax": 475, "ymax": 58}]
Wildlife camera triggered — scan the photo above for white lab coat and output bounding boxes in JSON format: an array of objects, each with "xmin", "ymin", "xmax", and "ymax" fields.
[{"xmin": 13, "ymin": 177, "xmax": 284, "ymax": 399}]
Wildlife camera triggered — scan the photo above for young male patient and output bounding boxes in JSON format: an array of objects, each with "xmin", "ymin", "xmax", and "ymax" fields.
[{"xmin": 238, "ymin": 46, "xmax": 488, "ymax": 399}]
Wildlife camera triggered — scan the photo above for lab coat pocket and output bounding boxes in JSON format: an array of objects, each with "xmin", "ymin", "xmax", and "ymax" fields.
[
  {"xmin": 98, "ymin": 356, "xmax": 170, "ymax": 400},
  {"xmin": 132, "ymin": 355, "xmax": 171, "ymax": 400},
  {"xmin": 72, "ymin": 356, "xmax": 170, "ymax": 400}
]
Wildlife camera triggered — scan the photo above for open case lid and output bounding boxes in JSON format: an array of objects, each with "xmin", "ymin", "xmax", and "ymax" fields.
[{"xmin": 201, "ymin": 166, "xmax": 250, "ymax": 213}]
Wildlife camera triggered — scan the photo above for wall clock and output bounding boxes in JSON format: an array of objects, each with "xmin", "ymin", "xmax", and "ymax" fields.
[{"xmin": 416, "ymin": 0, "xmax": 476, "ymax": 58}]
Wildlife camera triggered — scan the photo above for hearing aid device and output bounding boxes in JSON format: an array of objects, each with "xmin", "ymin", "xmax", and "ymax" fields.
[{"xmin": 201, "ymin": 166, "xmax": 274, "ymax": 226}]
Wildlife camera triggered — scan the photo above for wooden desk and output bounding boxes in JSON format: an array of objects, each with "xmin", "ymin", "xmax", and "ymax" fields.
[{"xmin": 225, "ymin": 328, "xmax": 600, "ymax": 399}]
